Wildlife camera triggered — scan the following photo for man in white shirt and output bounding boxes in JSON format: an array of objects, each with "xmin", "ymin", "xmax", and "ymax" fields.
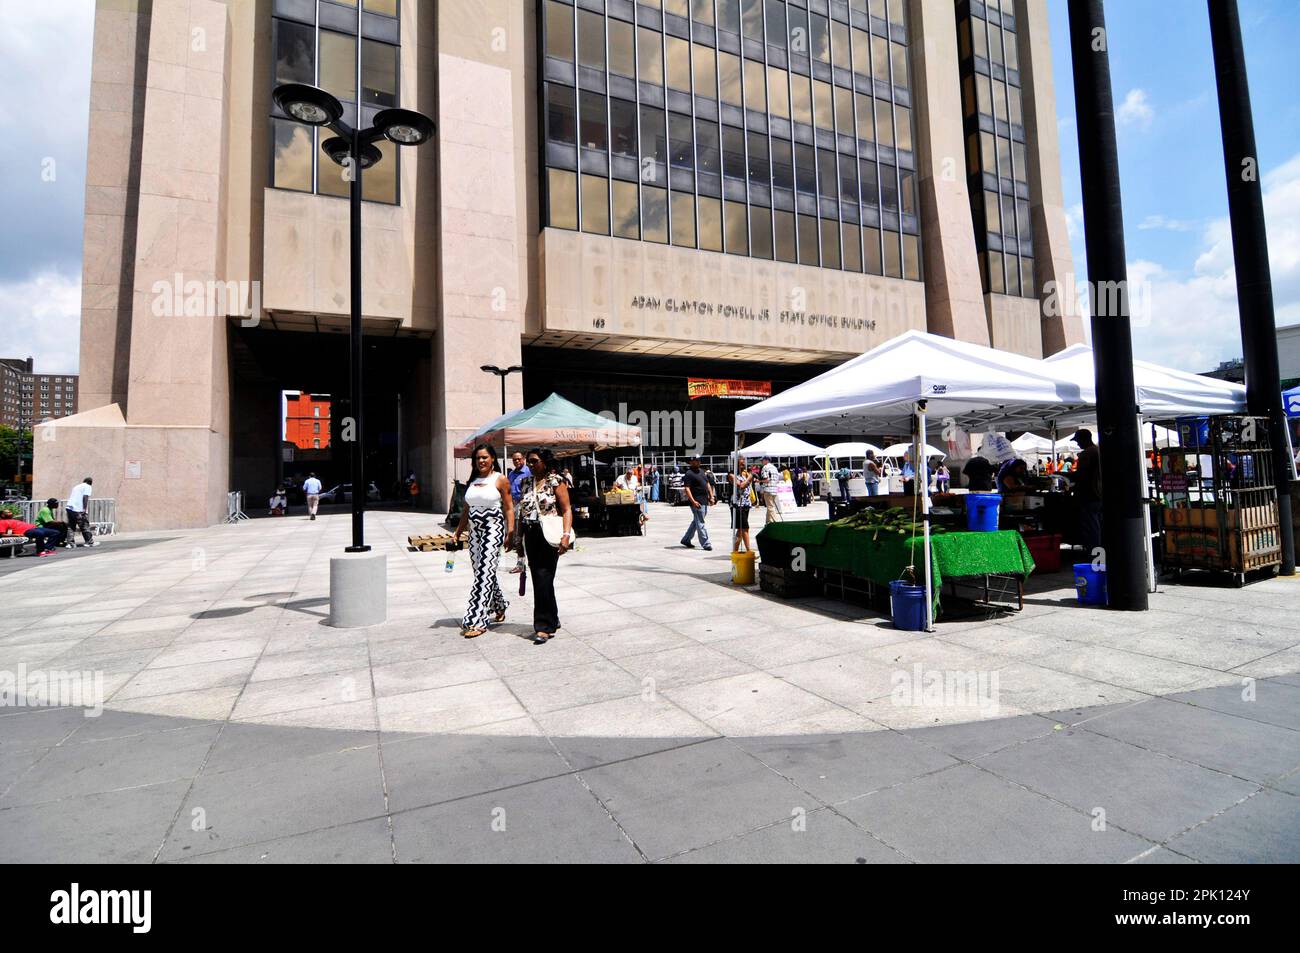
[
  {"xmin": 303, "ymin": 473, "xmax": 323, "ymax": 520},
  {"xmin": 613, "ymin": 468, "xmax": 639, "ymax": 492},
  {"xmin": 65, "ymin": 476, "xmax": 95, "ymax": 546},
  {"xmin": 759, "ymin": 457, "xmax": 783, "ymax": 524}
]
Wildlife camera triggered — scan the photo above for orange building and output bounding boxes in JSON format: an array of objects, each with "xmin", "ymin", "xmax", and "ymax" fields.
[{"xmin": 285, "ymin": 392, "xmax": 331, "ymax": 450}]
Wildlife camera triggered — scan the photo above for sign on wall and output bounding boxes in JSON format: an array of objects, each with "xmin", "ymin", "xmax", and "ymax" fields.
[{"xmin": 687, "ymin": 378, "xmax": 772, "ymax": 400}]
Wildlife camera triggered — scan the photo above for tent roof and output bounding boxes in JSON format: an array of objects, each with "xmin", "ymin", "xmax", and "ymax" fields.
[
  {"xmin": 455, "ymin": 393, "xmax": 642, "ymax": 457},
  {"xmin": 882, "ymin": 442, "xmax": 946, "ymax": 458},
  {"xmin": 1043, "ymin": 344, "xmax": 1246, "ymax": 420},
  {"xmin": 1011, "ymin": 432, "xmax": 1081, "ymax": 454},
  {"xmin": 820, "ymin": 441, "xmax": 884, "ymax": 458},
  {"xmin": 735, "ymin": 330, "xmax": 1092, "ymax": 435},
  {"xmin": 737, "ymin": 433, "xmax": 825, "ymax": 458}
]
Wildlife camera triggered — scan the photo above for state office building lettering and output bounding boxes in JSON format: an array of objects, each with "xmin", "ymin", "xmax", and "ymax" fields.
[{"xmin": 628, "ymin": 296, "xmax": 875, "ymax": 332}]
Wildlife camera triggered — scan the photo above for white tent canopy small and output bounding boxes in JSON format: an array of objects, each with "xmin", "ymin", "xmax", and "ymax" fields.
[
  {"xmin": 1043, "ymin": 344, "xmax": 1246, "ymax": 420},
  {"xmin": 820, "ymin": 441, "xmax": 884, "ymax": 459},
  {"xmin": 736, "ymin": 433, "xmax": 825, "ymax": 458},
  {"xmin": 882, "ymin": 442, "xmax": 946, "ymax": 459},
  {"xmin": 1011, "ymin": 433, "xmax": 1080, "ymax": 455}
]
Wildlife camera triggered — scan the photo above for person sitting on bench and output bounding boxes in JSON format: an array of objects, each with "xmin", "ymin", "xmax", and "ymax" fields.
[
  {"xmin": 35, "ymin": 498, "xmax": 68, "ymax": 548},
  {"xmin": 0, "ymin": 510, "xmax": 61, "ymax": 556}
]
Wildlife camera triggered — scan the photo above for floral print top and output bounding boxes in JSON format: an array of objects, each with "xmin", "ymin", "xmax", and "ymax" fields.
[{"xmin": 519, "ymin": 473, "xmax": 564, "ymax": 521}]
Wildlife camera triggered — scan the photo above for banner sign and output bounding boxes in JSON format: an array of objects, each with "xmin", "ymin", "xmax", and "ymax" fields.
[{"xmin": 687, "ymin": 378, "xmax": 772, "ymax": 400}]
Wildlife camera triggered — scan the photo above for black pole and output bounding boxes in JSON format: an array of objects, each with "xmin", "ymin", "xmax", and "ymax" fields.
[
  {"xmin": 1068, "ymin": 0, "xmax": 1148, "ymax": 610},
  {"xmin": 1207, "ymin": 0, "xmax": 1295, "ymax": 575},
  {"xmin": 500, "ymin": 374, "xmax": 506, "ymax": 415},
  {"xmin": 345, "ymin": 127, "xmax": 369, "ymax": 553}
]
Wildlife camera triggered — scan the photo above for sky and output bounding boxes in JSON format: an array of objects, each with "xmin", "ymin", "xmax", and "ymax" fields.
[{"xmin": 1, "ymin": 1, "xmax": 1298, "ymax": 375}]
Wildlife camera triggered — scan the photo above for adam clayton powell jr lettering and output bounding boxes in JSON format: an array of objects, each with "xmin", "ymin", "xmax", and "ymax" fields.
[{"xmin": 50, "ymin": 884, "xmax": 151, "ymax": 934}]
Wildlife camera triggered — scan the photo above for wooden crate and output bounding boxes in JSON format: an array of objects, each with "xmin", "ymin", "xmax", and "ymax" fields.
[
  {"xmin": 407, "ymin": 533, "xmax": 458, "ymax": 552},
  {"xmin": 759, "ymin": 563, "xmax": 821, "ymax": 598}
]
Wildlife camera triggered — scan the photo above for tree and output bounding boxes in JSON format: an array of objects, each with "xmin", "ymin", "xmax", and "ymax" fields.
[{"xmin": 0, "ymin": 425, "xmax": 31, "ymax": 485}]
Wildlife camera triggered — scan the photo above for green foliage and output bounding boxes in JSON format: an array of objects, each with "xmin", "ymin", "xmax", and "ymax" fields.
[{"xmin": 0, "ymin": 426, "xmax": 32, "ymax": 482}]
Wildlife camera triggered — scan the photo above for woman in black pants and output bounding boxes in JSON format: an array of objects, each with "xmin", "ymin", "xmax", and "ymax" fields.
[{"xmin": 519, "ymin": 449, "xmax": 573, "ymax": 645}]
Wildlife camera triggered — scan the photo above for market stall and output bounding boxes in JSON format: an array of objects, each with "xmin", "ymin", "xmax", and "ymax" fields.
[{"xmin": 734, "ymin": 433, "xmax": 824, "ymax": 510}]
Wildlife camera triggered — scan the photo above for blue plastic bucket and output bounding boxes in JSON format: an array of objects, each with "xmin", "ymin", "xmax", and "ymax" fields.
[
  {"xmin": 889, "ymin": 580, "xmax": 928, "ymax": 631},
  {"xmin": 966, "ymin": 493, "xmax": 1001, "ymax": 532},
  {"xmin": 1073, "ymin": 563, "xmax": 1108, "ymax": 606}
]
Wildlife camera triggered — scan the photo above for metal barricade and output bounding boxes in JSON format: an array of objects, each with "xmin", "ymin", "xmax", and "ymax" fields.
[
  {"xmin": 5, "ymin": 499, "xmax": 116, "ymax": 537},
  {"xmin": 223, "ymin": 491, "xmax": 250, "ymax": 523}
]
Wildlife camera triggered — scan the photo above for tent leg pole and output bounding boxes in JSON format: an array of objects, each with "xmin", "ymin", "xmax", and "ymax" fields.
[
  {"xmin": 919, "ymin": 405, "xmax": 933, "ymax": 632},
  {"xmin": 1138, "ymin": 414, "xmax": 1157, "ymax": 593}
]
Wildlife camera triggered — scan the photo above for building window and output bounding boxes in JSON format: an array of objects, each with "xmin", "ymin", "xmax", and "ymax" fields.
[{"xmin": 270, "ymin": 2, "xmax": 401, "ymax": 204}]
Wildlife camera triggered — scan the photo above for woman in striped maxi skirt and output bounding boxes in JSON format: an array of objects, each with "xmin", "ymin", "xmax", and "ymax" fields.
[{"xmin": 453, "ymin": 444, "xmax": 515, "ymax": 638}]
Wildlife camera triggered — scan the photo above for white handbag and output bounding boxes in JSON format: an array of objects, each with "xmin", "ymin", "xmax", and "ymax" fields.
[{"xmin": 540, "ymin": 514, "xmax": 575, "ymax": 549}]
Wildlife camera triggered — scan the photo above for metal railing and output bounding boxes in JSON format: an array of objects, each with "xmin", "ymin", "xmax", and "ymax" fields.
[
  {"xmin": 223, "ymin": 491, "xmax": 250, "ymax": 523},
  {"xmin": 4, "ymin": 499, "xmax": 117, "ymax": 536}
]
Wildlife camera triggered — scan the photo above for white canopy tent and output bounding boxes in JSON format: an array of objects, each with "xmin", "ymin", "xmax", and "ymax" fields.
[
  {"xmin": 735, "ymin": 433, "xmax": 825, "ymax": 459},
  {"xmin": 1011, "ymin": 433, "xmax": 1081, "ymax": 455},
  {"xmin": 820, "ymin": 441, "xmax": 884, "ymax": 459},
  {"xmin": 1043, "ymin": 344, "xmax": 1246, "ymax": 420},
  {"xmin": 882, "ymin": 442, "xmax": 946, "ymax": 459}
]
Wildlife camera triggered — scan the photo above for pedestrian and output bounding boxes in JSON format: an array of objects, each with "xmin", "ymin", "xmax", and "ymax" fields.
[
  {"xmin": 836, "ymin": 462, "xmax": 852, "ymax": 503},
  {"xmin": 453, "ymin": 443, "xmax": 514, "ymax": 639},
  {"xmin": 935, "ymin": 463, "xmax": 951, "ymax": 493},
  {"xmin": 35, "ymin": 498, "xmax": 68, "ymax": 548},
  {"xmin": 506, "ymin": 450, "xmax": 530, "ymax": 574},
  {"xmin": 1067, "ymin": 429, "xmax": 1102, "ymax": 556},
  {"xmin": 518, "ymin": 449, "xmax": 573, "ymax": 645},
  {"xmin": 303, "ymin": 472, "xmax": 322, "ymax": 520},
  {"xmin": 0, "ymin": 509, "xmax": 60, "ymax": 556},
  {"xmin": 680, "ymin": 455, "xmax": 715, "ymax": 550},
  {"xmin": 728, "ymin": 458, "xmax": 754, "ymax": 553},
  {"xmin": 268, "ymin": 487, "xmax": 288, "ymax": 516},
  {"xmin": 404, "ymin": 470, "xmax": 419, "ymax": 506},
  {"xmin": 64, "ymin": 476, "xmax": 95, "ymax": 546},
  {"xmin": 613, "ymin": 467, "xmax": 639, "ymax": 491},
  {"xmin": 863, "ymin": 450, "xmax": 881, "ymax": 497},
  {"xmin": 760, "ymin": 455, "xmax": 784, "ymax": 522},
  {"xmin": 651, "ymin": 466, "xmax": 661, "ymax": 502}
]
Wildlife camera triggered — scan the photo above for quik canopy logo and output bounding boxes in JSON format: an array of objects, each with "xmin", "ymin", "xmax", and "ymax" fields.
[{"xmin": 49, "ymin": 883, "xmax": 151, "ymax": 934}]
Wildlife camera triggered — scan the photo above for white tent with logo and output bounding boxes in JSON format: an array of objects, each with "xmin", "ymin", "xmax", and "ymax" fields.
[{"xmin": 1042, "ymin": 344, "xmax": 1246, "ymax": 420}]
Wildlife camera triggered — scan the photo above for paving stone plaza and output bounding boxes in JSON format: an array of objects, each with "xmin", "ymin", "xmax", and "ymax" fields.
[{"xmin": 1, "ymin": 503, "xmax": 1296, "ymax": 863}]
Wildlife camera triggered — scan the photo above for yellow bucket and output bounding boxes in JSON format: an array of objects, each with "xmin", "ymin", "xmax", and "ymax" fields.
[{"xmin": 730, "ymin": 550, "xmax": 757, "ymax": 585}]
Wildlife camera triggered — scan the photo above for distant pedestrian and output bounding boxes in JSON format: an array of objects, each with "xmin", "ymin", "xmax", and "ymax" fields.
[
  {"xmin": 64, "ymin": 476, "xmax": 95, "ymax": 546},
  {"xmin": 728, "ymin": 459, "xmax": 754, "ymax": 553},
  {"xmin": 760, "ymin": 456, "xmax": 783, "ymax": 523},
  {"xmin": 303, "ymin": 472, "xmax": 322, "ymax": 520},
  {"xmin": 864, "ymin": 451, "xmax": 881, "ymax": 497},
  {"xmin": 519, "ymin": 449, "xmax": 573, "ymax": 645},
  {"xmin": 836, "ymin": 463, "xmax": 852, "ymax": 503},
  {"xmin": 506, "ymin": 451, "xmax": 530, "ymax": 574},
  {"xmin": 680, "ymin": 456, "xmax": 714, "ymax": 550},
  {"xmin": 453, "ymin": 444, "xmax": 514, "ymax": 639}
]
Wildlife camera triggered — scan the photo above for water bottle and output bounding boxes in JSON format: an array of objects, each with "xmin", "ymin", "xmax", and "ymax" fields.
[{"xmin": 444, "ymin": 539, "xmax": 458, "ymax": 573}]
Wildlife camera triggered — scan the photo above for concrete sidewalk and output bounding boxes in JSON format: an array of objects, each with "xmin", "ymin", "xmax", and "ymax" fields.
[{"xmin": 1, "ymin": 505, "xmax": 1297, "ymax": 862}]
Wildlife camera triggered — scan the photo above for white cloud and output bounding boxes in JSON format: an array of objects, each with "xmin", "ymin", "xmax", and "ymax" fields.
[
  {"xmin": 1116, "ymin": 88, "xmax": 1155, "ymax": 128},
  {"xmin": 1137, "ymin": 214, "xmax": 1197, "ymax": 232},
  {"xmin": 1065, "ymin": 202, "xmax": 1085, "ymax": 241},
  {"xmin": 0, "ymin": 270, "xmax": 82, "ymax": 373}
]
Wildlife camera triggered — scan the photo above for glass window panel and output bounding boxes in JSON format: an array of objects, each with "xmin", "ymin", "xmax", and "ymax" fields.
[
  {"xmin": 744, "ymin": 58, "xmax": 767, "ymax": 112},
  {"xmin": 1017, "ymin": 198, "xmax": 1032, "ymax": 238},
  {"xmin": 545, "ymin": 1, "xmax": 575, "ymax": 61},
  {"xmin": 870, "ymin": 0, "xmax": 886, "ymax": 22},
  {"xmin": 775, "ymin": 210, "xmax": 797, "ymax": 261},
  {"xmin": 579, "ymin": 90, "xmax": 607, "ymax": 151},
  {"xmin": 851, "ymin": 28, "xmax": 869, "ymax": 75},
  {"xmin": 891, "ymin": 42, "xmax": 908, "ymax": 90},
  {"xmin": 987, "ymin": 250, "xmax": 1005, "ymax": 293},
  {"xmin": 361, "ymin": 40, "xmax": 397, "ymax": 108},
  {"xmin": 612, "ymin": 179, "xmax": 640, "ymax": 238},
  {"xmin": 321, "ymin": 31, "xmax": 357, "ymax": 103},
  {"xmin": 578, "ymin": 10, "xmax": 605, "ymax": 70},
  {"xmin": 697, "ymin": 118, "xmax": 720, "ymax": 175},
  {"xmin": 640, "ymin": 105, "xmax": 667, "ymax": 167},
  {"xmin": 838, "ymin": 151, "xmax": 857, "ymax": 200},
  {"xmin": 581, "ymin": 173, "xmax": 609, "ymax": 234},
  {"xmin": 842, "ymin": 221, "xmax": 862, "ymax": 271},
  {"xmin": 694, "ymin": 44, "xmax": 717, "ymax": 98},
  {"xmin": 810, "ymin": 14, "xmax": 831, "ymax": 63},
  {"xmin": 747, "ymin": 130, "xmax": 769, "ymax": 185},
  {"xmin": 319, "ymin": 147, "xmax": 350, "ymax": 197},
  {"xmin": 364, "ymin": 0, "xmax": 397, "ymax": 14},
  {"xmin": 791, "ymin": 73, "xmax": 813, "ymax": 124},
  {"xmin": 821, "ymin": 218, "xmax": 841, "ymax": 269},
  {"xmin": 722, "ymin": 126, "xmax": 747, "ymax": 178},
  {"xmin": 666, "ymin": 0, "xmax": 689, "ymax": 15},
  {"xmin": 638, "ymin": 27, "xmax": 663, "ymax": 85},
  {"xmin": 750, "ymin": 205, "xmax": 773, "ymax": 259},
  {"xmin": 973, "ymin": 18, "xmax": 988, "ymax": 59},
  {"xmin": 548, "ymin": 168, "xmax": 578, "ymax": 229},
  {"xmin": 902, "ymin": 233, "xmax": 920, "ymax": 281},
  {"xmin": 795, "ymin": 142, "xmax": 817, "ymax": 194},
  {"xmin": 272, "ymin": 118, "xmax": 312, "ymax": 192},
  {"xmin": 699, "ymin": 196, "xmax": 723, "ymax": 250},
  {"xmin": 666, "ymin": 36, "xmax": 691, "ymax": 91},
  {"xmin": 1005, "ymin": 253, "xmax": 1021, "ymax": 295},
  {"xmin": 963, "ymin": 74, "xmax": 976, "ymax": 115},
  {"xmin": 274, "ymin": 19, "xmax": 314, "ymax": 87},
  {"xmin": 980, "ymin": 131, "xmax": 995, "ymax": 170},
  {"xmin": 718, "ymin": 0, "xmax": 741, "ymax": 35},
  {"xmin": 1006, "ymin": 30, "xmax": 1019, "ymax": 71},
  {"xmin": 863, "ymin": 225, "xmax": 882, "ymax": 274},
  {"xmin": 992, "ymin": 78, "xmax": 1007, "ymax": 122},
  {"xmin": 895, "ymin": 104, "xmax": 912, "ymax": 152},
  {"xmin": 888, "ymin": 0, "xmax": 905, "ymax": 26},
  {"xmin": 997, "ymin": 135, "xmax": 1013, "ymax": 178},
  {"xmin": 643, "ymin": 185, "xmax": 669, "ymax": 242},
  {"xmin": 1021, "ymin": 257, "xmax": 1035, "ymax": 297},
  {"xmin": 855, "ymin": 92, "xmax": 874, "ymax": 141},
  {"xmin": 831, "ymin": 21, "xmax": 850, "ymax": 67},
  {"xmin": 669, "ymin": 112, "xmax": 694, "ymax": 170},
  {"xmin": 610, "ymin": 98, "xmax": 638, "ymax": 159},
  {"xmin": 771, "ymin": 138, "xmax": 794, "ymax": 190},
  {"xmin": 898, "ymin": 168, "xmax": 915, "ymax": 215},
  {"xmin": 547, "ymin": 84, "xmax": 577, "ymax": 146},
  {"xmin": 766, "ymin": 0, "xmax": 787, "ymax": 48},
  {"xmin": 883, "ymin": 229, "xmax": 901, "ymax": 277},
  {"xmin": 671, "ymin": 191, "xmax": 696, "ymax": 247},
  {"xmin": 988, "ymin": 26, "xmax": 1003, "ymax": 65},
  {"xmin": 874, "ymin": 98, "xmax": 894, "ymax": 147},
  {"xmin": 788, "ymin": 7, "xmax": 809, "ymax": 55},
  {"xmin": 859, "ymin": 157, "xmax": 878, "ymax": 206},
  {"xmin": 834, "ymin": 86, "xmax": 853, "ymax": 133},
  {"xmin": 719, "ymin": 51, "xmax": 743, "ymax": 106},
  {"xmin": 610, "ymin": 19, "xmax": 635, "ymax": 76},
  {"xmin": 692, "ymin": 0, "xmax": 715, "ymax": 25},
  {"xmin": 741, "ymin": 0, "xmax": 764, "ymax": 41},
  {"xmin": 817, "ymin": 148, "xmax": 838, "ymax": 200},
  {"xmin": 1013, "ymin": 140, "xmax": 1027, "ymax": 182},
  {"xmin": 724, "ymin": 199, "xmax": 748, "ymax": 254},
  {"xmin": 1001, "ymin": 192, "xmax": 1016, "ymax": 236},
  {"xmin": 872, "ymin": 35, "xmax": 889, "ymax": 83},
  {"xmin": 797, "ymin": 214, "xmax": 819, "ymax": 265},
  {"xmin": 768, "ymin": 65, "xmax": 790, "ymax": 119},
  {"xmin": 957, "ymin": 17, "xmax": 971, "ymax": 60},
  {"xmin": 976, "ymin": 72, "xmax": 992, "ymax": 116},
  {"xmin": 984, "ymin": 190, "xmax": 1000, "ymax": 232},
  {"xmin": 879, "ymin": 162, "xmax": 897, "ymax": 210},
  {"xmin": 1009, "ymin": 86, "xmax": 1023, "ymax": 126},
  {"xmin": 813, "ymin": 79, "xmax": 834, "ymax": 130}
]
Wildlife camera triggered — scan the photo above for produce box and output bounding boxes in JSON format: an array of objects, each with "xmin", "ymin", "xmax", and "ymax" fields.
[
  {"xmin": 604, "ymin": 490, "xmax": 637, "ymax": 505},
  {"xmin": 407, "ymin": 533, "xmax": 459, "ymax": 552}
]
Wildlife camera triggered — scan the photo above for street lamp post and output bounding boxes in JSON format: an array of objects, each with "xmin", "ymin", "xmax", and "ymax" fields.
[
  {"xmin": 272, "ymin": 83, "xmax": 435, "ymax": 553},
  {"xmin": 480, "ymin": 364, "xmax": 524, "ymax": 415}
]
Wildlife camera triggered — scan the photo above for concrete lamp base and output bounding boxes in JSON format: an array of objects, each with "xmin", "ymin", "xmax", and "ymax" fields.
[{"xmin": 328, "ymin": 552, "xmax": 387, "ymax": 628}]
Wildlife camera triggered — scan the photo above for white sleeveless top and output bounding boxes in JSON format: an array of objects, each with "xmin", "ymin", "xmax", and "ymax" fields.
[{"xmin": 464, "ymin": 474, "xmax": 502, "ymax": 511}]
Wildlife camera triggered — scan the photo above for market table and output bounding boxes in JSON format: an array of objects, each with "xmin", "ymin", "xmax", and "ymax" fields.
[{"xmin": 757, "ymin": 520, "xmax": 1036, "ymax": 611}]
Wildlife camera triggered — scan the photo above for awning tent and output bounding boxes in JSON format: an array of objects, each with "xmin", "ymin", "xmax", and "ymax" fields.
[
  {"xmin": 1011, "ymin": 433, "xmax": 1080, "ymax": 455},
  {"xmin": 882, "ymin": 442, "xmax": 946, "ymax": 459},
  {"xmin": 454, "ymin": 393, "xmax": 642, "ymax": 457},
  {"xmin": 820, "ymin": 441, "xmax": 885, "ymax": 459},
  {"xmin": 736, "ymin": 433, "xmax": 825, "ymax": 458},
  {"xmin": 1043, "ymin": 344, "xmax": 1246, "ymax": 420},
  {"xmin": 734, "ymin": 330, "xmax": 1093, "ymax": 436}
]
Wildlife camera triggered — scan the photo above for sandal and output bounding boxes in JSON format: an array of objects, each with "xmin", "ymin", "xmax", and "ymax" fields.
[
  {"xmin": 462, "ymin": 628, "xmax": 486, "ymax": 639},
  {"xmin": 531, "ymin": 632, "xmax": 554, "ymax": 645},
  {"xmin": 494, "ymin": 610, "xmax": 506, "ymax": 623}
]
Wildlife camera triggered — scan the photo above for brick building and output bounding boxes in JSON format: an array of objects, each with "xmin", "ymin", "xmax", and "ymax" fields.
[
  {"xmin": 1, "ymin": 357, "xmax": 80, "ymax": 430},
  {"xmin": 284, "ymin": 391, "xmax": 331, "ymax": 450}
]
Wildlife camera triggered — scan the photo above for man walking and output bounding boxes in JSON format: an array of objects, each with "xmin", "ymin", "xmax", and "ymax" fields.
[
  {"xmin": 679, "ymin": 456, "xmax": 714, "ymax": 551},
  {"xmin": 760, "ymin": 456, "xmax": 784, "ymax": 523},
  {"xmin": 507, "ymin": 450, "xmax": 530, "ymax": 573},
  {"xmin": 64, "ymin": 476, "xmax": 95, "ymax": 547},
  {"xmin": 303, "ymin": 472, "xmax": 322, "ymax": 520}
]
